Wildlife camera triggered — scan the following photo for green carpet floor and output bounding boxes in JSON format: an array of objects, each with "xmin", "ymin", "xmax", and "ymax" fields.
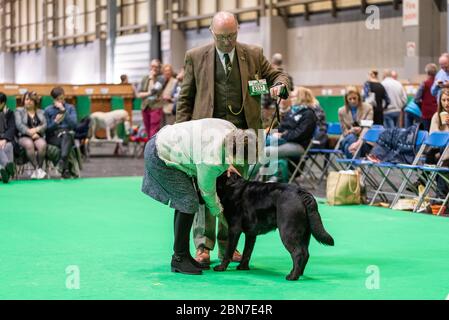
[{"xmin": 1, "ymin": 177, "xmax": 449, "ymax": 300}]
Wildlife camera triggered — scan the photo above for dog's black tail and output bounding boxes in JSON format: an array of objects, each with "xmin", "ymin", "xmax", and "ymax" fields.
[{"xmin": 297, "ymin": 189, "xmax": 334, "ymax": 246}]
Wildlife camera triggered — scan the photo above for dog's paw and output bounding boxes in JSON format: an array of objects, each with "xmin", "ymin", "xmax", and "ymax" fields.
[
  {"xmin": 286, "ymin": 273, "xmax": 300, "ymax": 281},
  {"xmin": 237, "ymin": 264, "xmax": 250, "ymax": 271},
  {"xmin": 213, "ymin": 265, "xmax": 227, "ymax": 272}
]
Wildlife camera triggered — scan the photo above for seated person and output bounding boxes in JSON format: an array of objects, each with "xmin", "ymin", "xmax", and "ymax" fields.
[
  {"xmin": 0, "ymin": 92, "xmax": 16, "ymax": 184},
  {"xmin": 259, "ymin": 87, "xmax": 317, "ymax": 181},
  {"xmin": 428, "ymin": 88, "xmax": 449, "ymax": 201},
  {"xmin": 265, "ymin": 86, "xmax": 317, "ymax": 156},
  {"xmin": 307, "ymin": 87, "xmax": 328, "ymax": 149},
  {"xmin": 44, "ymin": 87, "xmax": 77, "ymax": 179},
  {"xmin": 15, "ymin": 92, "xmax": 47, "ymax": 180},
  {"xmin": 338, "ymin": 86, "xmax": 374, "ymax": 159}
]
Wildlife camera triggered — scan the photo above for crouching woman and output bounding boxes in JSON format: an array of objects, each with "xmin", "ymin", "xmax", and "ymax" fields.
[{"xmin": 141, "ymin": 118, "xmax": 256, "ymax": 275}]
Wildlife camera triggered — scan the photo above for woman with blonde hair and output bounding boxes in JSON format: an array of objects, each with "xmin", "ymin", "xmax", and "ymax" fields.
[
  {"xmin": 258, "ymin": 86, "xmax": 317, "ymax": 183},
  {"xmin": 296, "ymin": 87, "xmax": 328, "ymax": 148},
  {"xmin": 338, "ymin": 86, "xmax": 374, "ymax": 158}
]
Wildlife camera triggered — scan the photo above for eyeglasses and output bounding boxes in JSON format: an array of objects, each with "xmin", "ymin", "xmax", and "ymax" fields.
[{"xmin": 211, "ymin": 30, "xmax": 238, "ymax": 42}]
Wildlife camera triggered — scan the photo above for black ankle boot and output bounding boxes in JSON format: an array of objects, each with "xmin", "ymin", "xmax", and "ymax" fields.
[
  {"xmin": 171, "ymin": 254, "xmax": 202, "ymax": 275},
  {"xmin": 6, "ymin": 163, "xmax": 15, "ymax": 177},
  {"xmin": 172, "ymin": 211, "xmax": 202, "ymax": 275},
  {"xmin": 0, "ymin": 167, "xmax": 10, "ymax": 184}
]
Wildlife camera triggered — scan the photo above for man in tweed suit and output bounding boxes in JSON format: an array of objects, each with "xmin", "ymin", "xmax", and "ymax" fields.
[{"xmin": 176, "ymin": 11, "xmax": 290, "ymax": 267}]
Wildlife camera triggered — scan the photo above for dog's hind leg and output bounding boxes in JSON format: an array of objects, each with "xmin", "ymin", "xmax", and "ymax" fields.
[
  {"xmin": 279, "ymin": 228, "xmax": 310, "ymax": 281},
  {"xmin": 286, "ymin": 246, "xmax": 308, "ymax": 281},
  {"xmin": 237, "ymin": 234, "xmax": 256, "ymax": 271},
  {"xmin": 213, "ymin": 229, "xmax": 242, "ymax": 272}
]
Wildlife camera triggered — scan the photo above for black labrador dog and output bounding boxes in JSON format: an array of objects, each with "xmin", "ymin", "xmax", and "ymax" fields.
[{"xmin": 214, "ymin": 173, "xmax": 334, "ymax": 281}]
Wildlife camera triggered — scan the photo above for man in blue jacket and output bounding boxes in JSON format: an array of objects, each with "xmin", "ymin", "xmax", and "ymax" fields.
[{"xmin": 45, "ymin": 87, "xmax": 77, "ymax": 179}]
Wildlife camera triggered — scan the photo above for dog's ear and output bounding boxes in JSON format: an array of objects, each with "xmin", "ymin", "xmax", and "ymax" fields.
[{"xmin": 227, "ymin": 172, "xmax": 242, "ymax": 184}]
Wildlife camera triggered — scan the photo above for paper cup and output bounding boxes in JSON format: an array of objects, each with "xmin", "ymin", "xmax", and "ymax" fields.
[{"xmin": 440, "ymin": 112, "xmax": 449, "ymax": 124}]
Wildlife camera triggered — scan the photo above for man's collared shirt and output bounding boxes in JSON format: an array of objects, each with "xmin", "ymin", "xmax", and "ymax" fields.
[{"xmin": 216, "ymin": 47, "xmax": 236, "ymax": 74}]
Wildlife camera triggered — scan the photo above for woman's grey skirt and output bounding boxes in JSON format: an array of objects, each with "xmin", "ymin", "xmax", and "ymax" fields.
[{"xmin": 141, "ymin": 136, "xmax": 199, "ymax": 214}]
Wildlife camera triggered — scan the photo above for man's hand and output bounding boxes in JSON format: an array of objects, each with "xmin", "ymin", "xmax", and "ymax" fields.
[
  {"xmin": 138, "ymin": 92, "xmax": 150, "ymax": 98},
  {"xmin": 55, "ymin": 101, "xmax": 65, "ymax": 111},
  {"xmin": 270, "ymin": 84, "xmax": 288, "ymax": 100},
  {"xmin": 55, "ymin": 113, "xmax": 65, "ymax": 124},
  {"xmin": 0, "ymin": 140, "xmax": 6, "ymax": 149},
  {"xmin": 162, "ymin": 95, "xmax": 173, "ymax": 102},
  {"xmin": 227, "ymin": 165, "xmax": 242, "ymax": 178}
]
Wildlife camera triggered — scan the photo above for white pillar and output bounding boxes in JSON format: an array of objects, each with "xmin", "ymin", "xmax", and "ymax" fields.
[
  {"xmin": 161, "ymin": 29, "xmax": 186, "ymax": 71},
  {"xmin": 0, "ymin": 52, "xmax": 15, "ymax": 83}
]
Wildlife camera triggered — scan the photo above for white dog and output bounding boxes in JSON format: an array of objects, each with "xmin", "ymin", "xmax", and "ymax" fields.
[{"xmin": 90, "ymin": 110, "xmax": 131, "ymax": 142}]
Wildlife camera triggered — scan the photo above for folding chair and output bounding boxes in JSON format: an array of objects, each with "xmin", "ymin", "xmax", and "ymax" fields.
[
  {"xmin": 335, "ymin": 127, "xmax": 385, "ymax": 171},
  {"xmin": 332, "ymin": 127, "xmax": 387, "ymax": 201},
  {"xmin": 287, "ymin": 138, "xmax": 318, "ymax": 186},
  {"xmin": 299, "ymin": 123, "xmax": 345, "ymax": 185},
  {"xmin": 366, "ymin": 130, "xmax": 428, "ymax": 206},
  {"xmin": 390, "ymin": 132, "xmax": 449, "ymax": 211}
]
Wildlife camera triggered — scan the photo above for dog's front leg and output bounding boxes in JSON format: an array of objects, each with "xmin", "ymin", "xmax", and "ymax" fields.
[
  {"xmin": 213, "ymin": 229, "xmax": 241, "ymax": 272},
  {"xmin": 106, "ymin": 125, "xmax": 112, "ymax": 141},
  {"xmin": 237, "ymin": 234, "xmax": 256, "ymax": 271},
  {"xmin": 90, "ymin": 119, "xmax": 98, "ymax": 141}
]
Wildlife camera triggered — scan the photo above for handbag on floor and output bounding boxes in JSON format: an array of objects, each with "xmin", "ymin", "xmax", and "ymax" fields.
[{"xmin": 326, "ymin": 170, "xmax": 362, "ymax": 205}]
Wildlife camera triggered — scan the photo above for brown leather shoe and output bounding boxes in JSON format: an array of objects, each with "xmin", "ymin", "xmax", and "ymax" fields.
[
  {"xmin": 218, "ymin": 250, "xmax": 242, "ymax": 262},
  {"xmin": 195, "ymin": 248, "xmax": 210, "ymax": 266}
]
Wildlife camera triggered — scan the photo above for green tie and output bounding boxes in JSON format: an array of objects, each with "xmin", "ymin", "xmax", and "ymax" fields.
[{"xmin": 224, "ymin": 53, "xmax": 232, "ymax": 75}]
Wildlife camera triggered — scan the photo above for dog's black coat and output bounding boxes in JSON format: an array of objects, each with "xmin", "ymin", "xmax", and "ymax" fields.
[{"xmin": 214, "ymin": 174, "xmax": 334, "ymax": 281}]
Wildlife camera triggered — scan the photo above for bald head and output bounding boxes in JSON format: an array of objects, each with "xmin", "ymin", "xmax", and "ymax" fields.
[
  {"xmin": 440, "ymin": 53, "xmax": 449, "ymax": 73},
  {"xmin": 211, "ymin": 12, "xmax": 239, "ymax": 32},
  {"xmin": 391, "ymin": 70, "xmax": 398, "ymax": 80},
  {"xmin": 383, "ymin": 69, "xmax": 392, "ymax": 79},
  {"xmin": 210, "ymin": 11, "xmax": 239, "ymax": 53}
]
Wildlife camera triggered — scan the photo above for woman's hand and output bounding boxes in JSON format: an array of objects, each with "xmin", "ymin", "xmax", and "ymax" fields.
[
  {"xmin": 349, "ymin": 140, "xmax": 362, "ymax": 154},
  {"xmin": 28, "ymin": 128, "xmax": 37, "ymax": 136},
  {"xmin": 32, "ymin": 133, "xmax": 40, "ymax": 140},
  {"xmin": 352, "ymin": 127, "xmax": 362, "ymax": 135},
  {"xmin": 272, "ymin": 132, "xmax": 283, "ymax": 139},
  {"xmin": 227, "ymin": 165, "xmax": 242, "ymax": 178}
]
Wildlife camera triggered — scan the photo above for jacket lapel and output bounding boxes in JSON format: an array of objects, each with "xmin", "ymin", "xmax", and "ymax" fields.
[
  {"xmin": 205, "ymin": 44, "xmax": 215, "ymax": 106},
  {"xmin": 236, "ymin": 43, "xmax": 248, "ymax": 105}
]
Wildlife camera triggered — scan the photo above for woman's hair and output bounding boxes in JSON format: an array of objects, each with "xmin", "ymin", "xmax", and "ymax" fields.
[
  {"xmin": 437, "ymin": 88, "xmax": 449, "ymax": 129},
  {"xmin": 344, "ymin": 86, "xmax": 362, "ymax": 109},
  {"xmin": 0, "ymin": 92, "xmax": 7, "ymax": 105},
  {"xmin": 162, "ymin": 64, "xmax": 173, "ymax": 74},
  {"xmin": 369, "ymin": 69, "xmax": 379, "ymax": 79},
  {"xmin": 22, "ymin": 91, "xmax": 41, "ymax": 109},
  {"xmin": 291, "ymin": 87, "xmax": 315, "ymax": 107},
  {"xmin": 425, "ymin": 63, "xmax": 438, "ymax": 77}
]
